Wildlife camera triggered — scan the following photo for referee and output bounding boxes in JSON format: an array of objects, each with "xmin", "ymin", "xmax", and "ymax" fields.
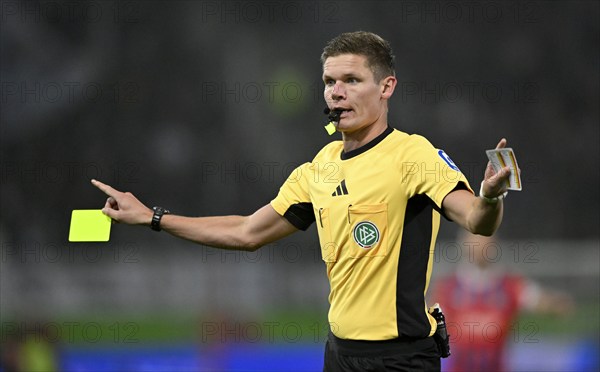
[{"xmin": 92, "ymin": 31, "xmax": 512, "ymax": 371}]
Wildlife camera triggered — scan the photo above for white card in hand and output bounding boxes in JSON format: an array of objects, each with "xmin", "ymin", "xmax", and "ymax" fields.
[{"xmin": 485, "ymin": 148, "xmax": 522, "ymax": 191}]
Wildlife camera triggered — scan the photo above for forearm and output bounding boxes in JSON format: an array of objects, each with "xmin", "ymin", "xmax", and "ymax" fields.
[
  {"xmin": 152, "ymin": 204, "xmax": 297, "ymax": 251},
  {"xmin": 443, "ymin": 189, "xmax": 504, "ymax": 236},
  {"xmin": 464, "ymin": 197, "xmax": 504, "ymax": 236},
  {"xmin": 158, "ymin": 214, "xmax": 259, "ymax": 251}
]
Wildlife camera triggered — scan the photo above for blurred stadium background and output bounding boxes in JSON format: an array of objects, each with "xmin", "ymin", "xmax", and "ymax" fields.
[{"xmin": 1, "ymin": 1, "xmax": 598, "ymax": 371}]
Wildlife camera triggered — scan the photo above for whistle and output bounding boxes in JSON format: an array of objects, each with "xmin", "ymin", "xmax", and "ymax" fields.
[{"xmin": 323, "ymin": 107, "xmax": 342, "ymax": 135}]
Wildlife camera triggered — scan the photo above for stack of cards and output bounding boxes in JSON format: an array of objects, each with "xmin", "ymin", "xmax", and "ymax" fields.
[{"xmin": 485, "ymin": 148, "xmax": 522, "ymax": 191}]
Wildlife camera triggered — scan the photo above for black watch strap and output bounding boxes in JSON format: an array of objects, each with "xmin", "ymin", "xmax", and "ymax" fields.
[{"xmin": 151, "ymin": 206, "xmax": 170, "ymax": 231}]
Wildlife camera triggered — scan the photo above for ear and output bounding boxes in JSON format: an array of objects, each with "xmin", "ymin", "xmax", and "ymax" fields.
[{"xmin": 380, "ymin": 76, "xmax": 397, "ymax": 100}]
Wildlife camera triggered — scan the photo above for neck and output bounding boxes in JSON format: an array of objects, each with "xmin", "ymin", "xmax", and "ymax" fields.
[{"xmin": 342, "ymin": 121, "xmax": 388, "ymax": 153}]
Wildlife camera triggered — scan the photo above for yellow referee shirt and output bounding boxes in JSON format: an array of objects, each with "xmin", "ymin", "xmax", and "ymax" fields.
[{"xmin": 271, "ymin": 127, "xmax": 472, "ymax": 341}]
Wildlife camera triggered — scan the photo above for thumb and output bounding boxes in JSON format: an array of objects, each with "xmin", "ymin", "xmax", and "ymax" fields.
[
  {"xmin": 495, "ymin": 138, "xmax": 507, "ymax": 150},
  {"xmin": 489, "ymin": 166, "xmax": 511, "ymax": 186}
]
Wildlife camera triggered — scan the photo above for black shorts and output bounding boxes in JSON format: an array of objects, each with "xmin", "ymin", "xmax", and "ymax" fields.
[{"xmin": 323, "ymin": 333, "xmax": 441, "ymax": 372}]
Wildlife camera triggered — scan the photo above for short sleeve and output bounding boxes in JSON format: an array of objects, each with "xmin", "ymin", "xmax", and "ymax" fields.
[
  {"xmin": 271, "ymin": 162, "xmax": 315, "ymax": 230},
  {"xmin": 400, "ymin": 135, "xmax": 473, "ymax": 208}
]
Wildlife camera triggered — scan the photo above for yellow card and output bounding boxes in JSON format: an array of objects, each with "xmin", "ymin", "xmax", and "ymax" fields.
[{"xmin": 69, "ymin": 210, "xmax": 112, "ymax": 242}]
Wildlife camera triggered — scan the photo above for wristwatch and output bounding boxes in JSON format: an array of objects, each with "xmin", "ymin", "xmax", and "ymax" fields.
[{"xmin": 151, "ymin": 206, "xmax": 170, "ymax": 231}]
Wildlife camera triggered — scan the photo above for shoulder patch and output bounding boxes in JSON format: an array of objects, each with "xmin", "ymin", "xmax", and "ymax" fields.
[{"xmin": 438, "ymin": 149, "xmax": 460, "ymax": 172}]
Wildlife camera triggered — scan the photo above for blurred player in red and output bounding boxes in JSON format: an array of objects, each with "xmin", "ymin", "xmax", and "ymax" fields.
[{"xmin": 430, "ymin": 232, "xmax": 573, "ymax": 372}]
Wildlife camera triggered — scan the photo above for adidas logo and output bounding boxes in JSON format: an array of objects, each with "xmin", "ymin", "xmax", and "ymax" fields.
[{"xmin": 331, "ymin": 179, "xmax": 349, "ymax": 196}]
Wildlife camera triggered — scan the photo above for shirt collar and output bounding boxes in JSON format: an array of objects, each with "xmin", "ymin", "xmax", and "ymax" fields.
[{"xmin": 340, "ymin": 126, "xmax": 394, "ymax": 160}]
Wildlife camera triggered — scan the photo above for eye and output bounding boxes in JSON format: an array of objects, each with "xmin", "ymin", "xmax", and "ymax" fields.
[
  {"xmin": 324, "ymin": 79, "xmax": 335, "ymax": 87},
  {"xmin": 347, "ymin": 77, "xmax": 358, "ymax": 84}
]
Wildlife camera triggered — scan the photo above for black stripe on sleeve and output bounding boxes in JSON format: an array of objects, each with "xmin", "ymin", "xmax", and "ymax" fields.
[{"xmin": 283, "ymin": 202, "xmax": 315, "ymax": 231}]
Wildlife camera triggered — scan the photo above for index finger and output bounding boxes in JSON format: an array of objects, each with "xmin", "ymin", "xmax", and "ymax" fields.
[{"xmin": 91, "ymin": 179, "xmax": 120, "ymax": 197}]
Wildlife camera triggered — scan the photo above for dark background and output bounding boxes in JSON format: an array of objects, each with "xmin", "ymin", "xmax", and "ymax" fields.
[{"xmin": 2, "ymin": 0, "xmax": 598, "ymax": 245}]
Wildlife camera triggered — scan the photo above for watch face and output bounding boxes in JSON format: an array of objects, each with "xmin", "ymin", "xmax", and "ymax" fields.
[{"xmin": 153, "ymin": 206, "xmax": 170, "ymax": 214}]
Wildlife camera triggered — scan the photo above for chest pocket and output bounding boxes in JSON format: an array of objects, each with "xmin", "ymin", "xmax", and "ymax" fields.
[{"xmin": 347, "ymin": 203, "xmax": 389, "ymax": 258}]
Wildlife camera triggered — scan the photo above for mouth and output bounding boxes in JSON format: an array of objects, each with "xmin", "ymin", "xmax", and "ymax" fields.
[
  {"xmin": 331, "ymin": 108, "xmax": 353, "ymax": 120},
  {"xmin": 325, "ymin": 106, "xmax": 353, "ymax": 124}
]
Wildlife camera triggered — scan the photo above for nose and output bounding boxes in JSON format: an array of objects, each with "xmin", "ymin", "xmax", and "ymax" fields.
[{"xmin": 331, "ymin": 82, "xmax": 346, "ymax": 100}]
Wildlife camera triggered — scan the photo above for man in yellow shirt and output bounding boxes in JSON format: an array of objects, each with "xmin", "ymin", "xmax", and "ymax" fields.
[{"xmin": 92, "ymin": 31, "xmax": 512, "ymax": 371}]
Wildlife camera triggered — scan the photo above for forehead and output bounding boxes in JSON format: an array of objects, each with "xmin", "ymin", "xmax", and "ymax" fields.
[{"xmin": 322, "ymin": 54, "xmax": 372, "ymax": 78}]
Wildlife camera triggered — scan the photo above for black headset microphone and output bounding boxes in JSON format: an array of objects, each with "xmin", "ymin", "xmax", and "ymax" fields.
[
  {"xmin": 323, "ymin": 107, "xmax": 342, "ymax": 135},
  {"xmin": 324, "ymin": 107, "xmax": 342, "ymax": 123}
]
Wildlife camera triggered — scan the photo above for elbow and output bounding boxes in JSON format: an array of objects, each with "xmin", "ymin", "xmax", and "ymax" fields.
[
  {"xmin": 474, "ymin": 229, "xmax": 495, "ymax": 237},
  {"xmin": 244, "ymin": 240, "xmax": 263, "ymax": 252},
  {"xmin": 221, "ymin": 239, "xmax": 262, "ymax": 252},
  {"xmin": 238, "ymin": 218, "xmax": 267, "ymax": 252},
  {"xmin": 465, "ymin": 210, "xmax": 502, "ymax": 237},
  {"xmin": 239, "ymin": 234, "xmax": 265, "ymax": 252},
  {"xmin": 217, "ymin": 233, "xmax": 263, "ymax": 252},
  {"xmin": 468, "ymin": 223, "xmax": 498, "ymax": 237}
]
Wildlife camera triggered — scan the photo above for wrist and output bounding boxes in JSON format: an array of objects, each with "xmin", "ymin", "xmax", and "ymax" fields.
[
  {"xmin": 479, "ymin": 181, "xmax": 507, "ymax": 204},
  {"xmin": 143, "ymin": 208, "xmax": 154, "ymax": 226},
  {"xmin": 150, "ymin": 206, "xmax": 171, "ymax": 231}
]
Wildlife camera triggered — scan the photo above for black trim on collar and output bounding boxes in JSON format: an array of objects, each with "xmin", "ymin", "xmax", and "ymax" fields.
[{"xmin": 340, "ymin": 126, "xmax": 394, "ymax": 160}]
